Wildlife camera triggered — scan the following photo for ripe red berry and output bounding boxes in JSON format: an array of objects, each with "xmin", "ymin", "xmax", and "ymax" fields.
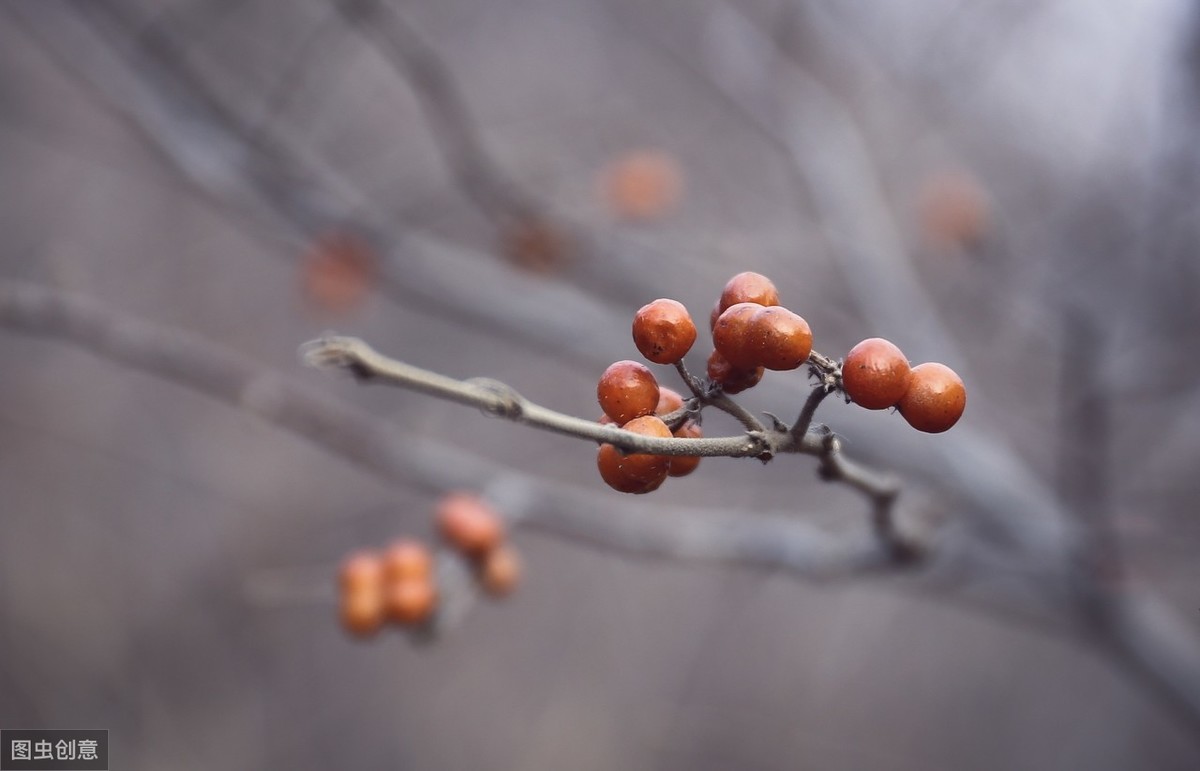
[
  {"xmin": 743, "ymin": 306, "xmax": 812, "ymax": 371},
  {"xmin": 668, "ymin": 420, "xmax": 702, "ymax": 477},
  {"xmin": 709, "ymin": 300, "xmax": 722, "ymax": 333},
  {"xmin": 712, "ymin": 302, "xmax": 762, "ymax": 369},
  {"xmin": 479, "ymin": 545, "xmax": 522, "ymax": 597},
  {"xmin": 596, "ymin": 414, "xmax": 672, "ymax": 493},
  {"xmin": 656, "ymin": 387, "xmax": 685, "ymax": 416},
  {"xmin": 633, "ymin": 298, "xmax": 697, "ymax": 364},
  {"xmin": 436, "ymin": 493, "xmax": 505, "ymax": 556},
  {"xmin": 719, "ymin": 271, "xmax": 779, "ymax": 312},
  {"xmin": 842, "ymin": 338, "xmax": 911, "ymax": 410},
  {"xmin": 898, "ymin": 362, "xmax": 966, "ymax": 433},
  {"xmin": 597, "ymin": 360, "xmax": 661, "ymax": 425},
  {"xmin": 381, "ymin": 539, "xmax": 434, "ymax": 583},
  {"xmin": 384, "ymin": 578, "xmax": 438, "ymax": 625},
  {"xmin": 706, "ymin": 349, "xmax": 763, "ymax": 394}
]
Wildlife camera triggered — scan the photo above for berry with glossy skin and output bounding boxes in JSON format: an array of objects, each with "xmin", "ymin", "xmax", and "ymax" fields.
[
  {"xmin": 842, "ymin": 338, "xmax": 911, "ymax": 410},
  {"xmin": 719, "ymin": 271, "xmax": 779, "ymax": 312},
  {"xmin": 709, "ymin": 300, "xmax": 722, "ymax": 333},
  {"xmin": 436, "ymin": 493, "xmax": 505, "ymax": 556},
  {"xmin": 633, "ymin": 298, "xmax": 697, "ymax": 364},
  {"xmin": 713, "ymin": 302, "xmax": 763, "ymax": 369},
  {"xmin": 668, "ymin": 420, "xmax": 702, "ymax": 477},
  {"xmin": 479, "ymin": 545, "xmax": 522, "ymax": 597},
  {"xmin": 596, "ymin": 414, "xmax": 672, "ymax": 493},
  {"xmin": 706, "ymin": 350, "xmax": 763, "ymax": 394},
  {"xmin": 339, "ymin": 550, "xmax": 383, "ymax": 593},
  {"xmin": 744, "ymin": 306, "xmax": 813, "ymax": 371},
  {"xmin": 656, "ymin": 387, "xmax": 685, "ymax": 417},
  {"xmin": 597, "ymin": 360, "xmax": 660, "ymax": 425},
  {"xmin": 384, "ymin": 578, "xmax": 438, "ymax": 625},
  {"xmin": 898, "ymin": 362, "xmax": 966, "ymax": 433},
  {"xmin": 381, "ymin": 539, "xmax": 433, "ymax": 583},
  {"xmin": 340, "ymin": 585, "xmax": 386, "ymax": 637}
]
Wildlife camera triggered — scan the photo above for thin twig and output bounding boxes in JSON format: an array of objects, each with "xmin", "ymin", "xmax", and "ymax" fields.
[
  {"xmin": 790, "ymin": 383, "xmax": 832, "ymax": 444},
  {"xmin": 302, "ymin": 336, "xmax": 769, "ymax": 459},
  {"xmin": 674, "ymin": 359, "xmax": 765, "ymax": 433}
]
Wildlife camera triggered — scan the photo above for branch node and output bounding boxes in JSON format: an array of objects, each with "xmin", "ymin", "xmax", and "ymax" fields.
[{"xmin": 466, "ymin": 377, "xmax": 525, "ymax": 419}]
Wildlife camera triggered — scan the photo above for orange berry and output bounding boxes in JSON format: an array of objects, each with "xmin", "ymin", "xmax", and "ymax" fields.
[
  {"xmin": 603, "ymin": 150, "xmax": 683, "ymax": 221},
  {"xmin": 744, "ymin": 306, "xmax": 812, "ymax": 371},
  {"xmin": 479, "ymin": 545, "xmax": 522, "ymax": 597},
  {"xmin": 842, "ymin": 338, "xmax": 911, "ymax": 410},
  {"xmin": 633, "ymin": 298, "xmax": 697, "ymax": 364},
  {"xmin": 384, "ymin": 578, "xmax": 438, "ymax": 625},
  {"xmin": 719, "ymin": 272, "xmax": 779, "ymax": 312},
  {"xmin": 381, "ymin": 539, "xmax": 434, "ymax": 583},
  {"xmin": 302, "ymin": 232, "xmax": 376, "ymax": 314},
  {"xmin": 340, "ymin": 586, "xmax": 385, "ymax": 637},
  {"xmin": 656, "ymin": 387, "xmax": 685, "ymax": 416},
  {"xmin": 668, "ymin": 420, "xmax": 702, "ymax": 477},
  {"xmin": 705, "ymin": 349, "xmax": 763, "ymax": 394},
  {"xmin": 712, "ymin": 302, "xmax": 762, "ymax": 370},
  {"xmin": 596, "ymin": 414, "xmax": 672, "ymax": 494},
  {"xmin": 339, "ymin": 550, "xmax": 383, "ymax": 594},
  {"xmin": 709, "ymin": 300, "xmax": 722, "ymax": 333},
  {"xmin": 597, "ymin": 360, "xmax": 660, "ymax": 425},
  {"xmin": 436, "ymin": 492, "xmax": 504, "ymax": 556},
  {"xmin": 898, "ymin": 362, "xmax": 966, "ymax": 433},
  {"xmin": 918, "ymin": 170, "xmax": 990, "ymax": 252}
]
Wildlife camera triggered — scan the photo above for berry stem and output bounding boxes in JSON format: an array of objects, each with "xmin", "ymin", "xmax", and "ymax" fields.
[
  {"xmin": 790, "ymin": 384, "xmax": 832, "ymax": 445},
  {"xmin": 674, "ymin": 359, "xmax": 765, "ymax": 433}
]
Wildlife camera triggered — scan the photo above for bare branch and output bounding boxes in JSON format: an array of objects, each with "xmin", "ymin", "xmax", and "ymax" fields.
[
  {"xmin": 0, "ymin": 280, "xmax": 913, "ymax": 593},
  {"xmin": 301, "ymin": 334, "xmax": 923, "ymax": 563},
  {"xmin": 301, "ymin": 335, "xmax": 770, "ymax": 458}
]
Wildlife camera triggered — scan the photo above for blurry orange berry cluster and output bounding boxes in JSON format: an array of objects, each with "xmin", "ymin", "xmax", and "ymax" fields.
[{"xmin": 337, "ymin": 493, "xmax": 520, "ymax": 638}]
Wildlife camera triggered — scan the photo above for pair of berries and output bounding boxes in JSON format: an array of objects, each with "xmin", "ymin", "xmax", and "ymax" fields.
[
  {"xmin": 436, "ymin": 492, "xmax": 522, "ymax": 598},
  {"xmin": 337, "ymin": 494, "xmax": 520, "ymax": 638},
  {"xmin": 596, "ymin": 371, "xmax": 702, "ymax": 494},
  {"xmin": 707, "ymin": 272, "xmax": 812, "ymax": 393},
  {"xmin": 338, "ymin": 540, "xmax": 438, "ymax": 637},
  {"xmin": 841, "ymin": 338, "xmax": 966, "ymax": 433}
]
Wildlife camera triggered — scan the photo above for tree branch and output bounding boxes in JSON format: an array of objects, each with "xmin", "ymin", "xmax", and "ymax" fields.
[
  {"xmin": 0, "ymin": 280, "xmax": 920, "ymax": 639},
  {"xmin": 301, "ymin": 334, "xmax": 921, "ymax": 564}
]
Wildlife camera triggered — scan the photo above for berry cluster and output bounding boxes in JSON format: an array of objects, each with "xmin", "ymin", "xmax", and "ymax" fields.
[
  {"xmin": 708, "ymin": 272, "xmax": 812, "ymax": 390},
  {"xmin": 336, "ymin": 493, "xmax": 520, "ymax": 638},
  {"xmin": 596, "ymin": 371, "xmax": 702, "ymax": 493},
  {"xmin": 338, "ymin": 541, "xmax": 437, "ymax": 637},
  {"xmin": 842, "ymin": 338, "xmax": 966, "ymax": 433},
  {"xmin": 593, "ymin": 271, "xmax": 966, "ymax": 493}
]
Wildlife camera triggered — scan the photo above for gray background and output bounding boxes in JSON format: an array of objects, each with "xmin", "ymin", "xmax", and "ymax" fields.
[{"xmin": 1, "ymin": 0, "xmax": 1199, "ymax": 768}]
